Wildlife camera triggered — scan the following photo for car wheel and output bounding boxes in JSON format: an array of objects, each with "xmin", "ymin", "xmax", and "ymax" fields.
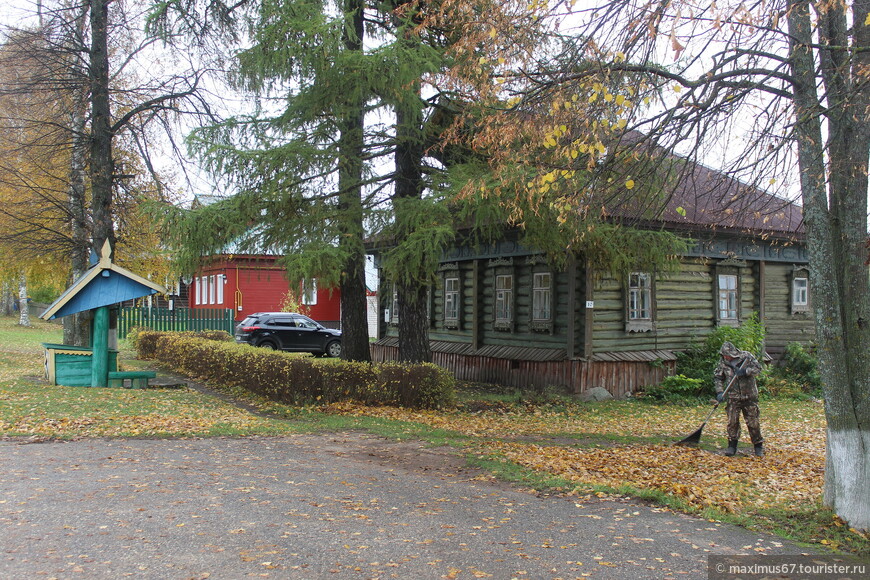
[
  {"xmin": 258, "ymin": 341, "xmax": 277, "ymax": 350},
  {"xmin": 325, "ymin": 340, "xmax": 342, "ymax": 358}
]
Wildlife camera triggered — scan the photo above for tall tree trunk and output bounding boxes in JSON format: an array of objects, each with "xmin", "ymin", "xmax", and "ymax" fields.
[
  {"xmin": 89, "ymin": 0, "xmax": 114, "ymax": 256},
  {"xmin": 394, "ymin": 92, "xmax": 430, "ymax": 363},
  {"xmin": 18, "ymin": 273, "xmax": 30, "ymax": 327},
  {"xmin": 63, "ymin": 3, "xmax": 92, "ymax": 346},
  {"xmin": 1, "ymin": 281, "xmax": 12, "ymax": 316},
  {"xmin": 64, "ymin": 84, "xmax": 91, "ymax": 346},
  {"xmin": 396, "ymin": 280, "xmax": 430, "ymax": 363},
  {"xmin": 788, "ymin": 0, "xmax": 870, "ymax": 530},
  {"xmin": 336, "ymin": 0, "xmax": 372, "ymax": 362}
]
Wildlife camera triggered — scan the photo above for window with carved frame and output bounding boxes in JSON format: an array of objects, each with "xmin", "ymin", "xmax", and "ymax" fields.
[
  {"xmin": 715, "ymin": 265, "xmax": 741, "ymax": 326},
  {"xmin": 495, "ymin": 274, "xmax": 513, "ymax": 327},
  {"xmin": 791, "ymin": 267, "xmax": 810, "ymax": 313},
  {"xmin": 444, "ymin": 276, "xmax": 460, "ymax": 327},
  {"xmin": 625, "ymin": 271, "xmax": 654, "ymax": 332}
]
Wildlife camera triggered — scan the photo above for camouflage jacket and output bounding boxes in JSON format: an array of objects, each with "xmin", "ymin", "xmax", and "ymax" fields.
[{"xmin": 713, "ymin": 352, "xmax": 763, "ymax": 400}]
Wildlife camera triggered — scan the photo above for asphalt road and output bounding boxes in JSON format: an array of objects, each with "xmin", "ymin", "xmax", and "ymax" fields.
[{"xmin": 1, "ymin": 433, "xmax": 818, "ymax": 579}]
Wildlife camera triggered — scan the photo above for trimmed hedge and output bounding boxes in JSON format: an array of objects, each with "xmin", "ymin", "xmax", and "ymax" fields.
[{"xmin": 134, "ymin": 331, "xmax": 456, "ymax": 409}]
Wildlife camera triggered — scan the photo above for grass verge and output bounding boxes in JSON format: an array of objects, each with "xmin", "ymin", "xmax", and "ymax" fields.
[{"xmin": 2, "ymin": 316, "xmax": 868, "ymax": 557}]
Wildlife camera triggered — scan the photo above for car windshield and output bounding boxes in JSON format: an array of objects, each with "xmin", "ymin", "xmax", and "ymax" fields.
[
  {"xmin": 239, "ymin": 316, "xmax": 260, "ymax": 326},
  {"xmin": 294, "ymin": 316, "xmax": 319, "ymax": 329}
]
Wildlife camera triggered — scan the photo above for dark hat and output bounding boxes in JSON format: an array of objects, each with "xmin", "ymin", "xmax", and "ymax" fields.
[{"xmin": 720, "ymin": 342, "xmax": 740, "ymax": 357}]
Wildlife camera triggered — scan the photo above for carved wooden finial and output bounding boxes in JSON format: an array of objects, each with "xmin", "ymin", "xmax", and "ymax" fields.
[{"xmin": 99, "ymin": 239, "xmax": 113, "ymax": 266}]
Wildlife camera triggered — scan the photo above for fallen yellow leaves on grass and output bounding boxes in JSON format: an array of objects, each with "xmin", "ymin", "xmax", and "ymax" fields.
[
  {"xmin": 325, "ymin": 401, "xmax": 826, "ymax": 453},
  {"xmin": 488, "ymin": 441, "xmax": 823, "ymax": 515},
  {"xmin": 323, "ymin": 400, "xmax": 827, "ymax": 516},
  {"xmin": 0, "ymin": 407, "xmax": 272, "ymax": 437},
  {"xmin": 0, "ymin": 383, "xmax": 291, "ymax": 437}
]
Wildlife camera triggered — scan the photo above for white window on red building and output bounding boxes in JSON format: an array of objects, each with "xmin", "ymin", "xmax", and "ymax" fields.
[{"xmin": 302, "ymin": 279, "xmax": 318, "ymax": 305}]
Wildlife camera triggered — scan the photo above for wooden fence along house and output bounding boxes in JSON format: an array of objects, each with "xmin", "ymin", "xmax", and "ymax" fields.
[{"xmin": 370, "ymin": 163, "xmax": 813, "ymax": 397}]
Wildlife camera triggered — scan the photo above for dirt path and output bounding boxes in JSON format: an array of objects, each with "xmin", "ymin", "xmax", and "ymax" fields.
[{"xmin": 1, "ymin": 433, "xmax": 819, "ymax": 579}]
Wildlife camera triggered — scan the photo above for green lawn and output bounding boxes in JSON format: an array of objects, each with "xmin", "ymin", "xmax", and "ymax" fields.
[
  {"xmin": 1, "ymin": 314, "xmax": 868, "ymax": 557},
  {"xmin": 0, "ymin": 316, "xmax": 309, "ymax": 438}
]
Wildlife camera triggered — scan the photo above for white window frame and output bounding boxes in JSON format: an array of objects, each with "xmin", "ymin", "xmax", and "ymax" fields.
[
  {"xmin": 717, "ymin": 273, "xmax": 739, "ymax": 323},
  {"xmin": 793, "ymin": 277, "xmax": 808, "ymax": 306},
  {"xmin": 194, "ymin": 277, "xmax": 201, "ymax": 305},
  {"xmin": 495, "ymin": 274, "xmax": 513, "ymax": 325},
  {"xmin": 209, "ymin": 275, "xmax": 216, "ymax": 304},
  {"xmin": 791, "ymin": 269, "xmax": 810, "ymax": 313},
  {"xmin": 216, "ymin": 274, "xmax": 224, "ymax": 305},
  {"xmin": 444, "ymin": 277, "xmax": 460, "ymax": 323},
  {"xmin": 302, "ymin": 278, "xmax": 318, "ymax": 305},
  {"xmin": 628, "ymin": 272, "xmax": 652, "ymax": 321},
  {"xmin": 532, "ymin": 272, "xmax": 552, "ymax": 321}
]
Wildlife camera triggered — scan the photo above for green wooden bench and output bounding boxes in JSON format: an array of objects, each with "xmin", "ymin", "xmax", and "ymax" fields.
[{"xmin": 108, "ymin": 371, "xmax": 156, "ymax": 389}]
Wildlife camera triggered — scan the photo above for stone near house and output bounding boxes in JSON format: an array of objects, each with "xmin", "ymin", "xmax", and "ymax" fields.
[{"xmin": 579, "ymin": 387, "xmax": 613, "ymax": 402}]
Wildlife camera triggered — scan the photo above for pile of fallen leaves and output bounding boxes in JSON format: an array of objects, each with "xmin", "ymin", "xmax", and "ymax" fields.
[
  {"xmin": 489, "ymin": 441, "xmax": 823, "ymax": 514},
  {"xmin": 322, "ymin": 400, "xmax": 827, "ymax": 518}
]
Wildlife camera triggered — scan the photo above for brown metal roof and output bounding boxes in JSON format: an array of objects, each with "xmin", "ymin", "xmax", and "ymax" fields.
[{"xmin": 608, "ymin": 132, "xmax": 804, "ymax": 238}]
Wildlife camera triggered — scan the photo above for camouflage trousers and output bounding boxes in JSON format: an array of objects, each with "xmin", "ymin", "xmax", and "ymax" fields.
[{"xmin": 725, "ymin": 399, "xmax": 763, "ymax": 444}]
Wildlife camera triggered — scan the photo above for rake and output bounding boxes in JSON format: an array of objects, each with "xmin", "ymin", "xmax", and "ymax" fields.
[{"xmin": 675, "ymin": 358, "xmax": 747, "ymax": 446}]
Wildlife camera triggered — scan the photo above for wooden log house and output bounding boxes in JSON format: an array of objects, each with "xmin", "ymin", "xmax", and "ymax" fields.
[{"xmin": 370, "ymin": 163, "xmax": 813, "ymax": 397}]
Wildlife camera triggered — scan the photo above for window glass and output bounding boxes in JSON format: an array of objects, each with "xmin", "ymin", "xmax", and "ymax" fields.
[
  {"xmin": 532, "ymin": 273, "xmax": 552, "ymax": 321},
  {"xmin": 302, "ymin": 279, "xmax": 318, "ymax": 305},
  {"xmin": 718, "ymin": 274, "xmax": 738, "ymax": 320},
  {"xmin": 444, "ymin": 277, "xmax": 459, "ymax": 321},
  {"xmin": 216, "ymin": 275, "xmax": 224, "ymax": 305},
  {"xmin": 793, "ymin": 277, "xmax": 808, "ymax": 307},
  {"xmin": 628, "ymin": 272, "xmax": 652, "ymax": 320},
  {"xmin": 194, "ymin": 277, "xmax": 201, "ymax": 305},
  {"xmin": 495, "ymin": 275, "xmax": 513, "ymax": 323},
  {"xmin": 294, "ymin": 316, "xmax": 318, "ymax": 329}
]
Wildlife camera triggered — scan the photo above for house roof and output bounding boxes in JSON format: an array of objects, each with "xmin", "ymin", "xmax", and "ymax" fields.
[
  {"xmin": 642, "ymin": 167, "xmax": 803, "ymax": 238},
  {"xmin": 41, "ymin": 241, "xmax": 167, "ymax": 320},
  {"xmin": 604, "ymin": 132, "xmax": 804, "ymax": 239}
]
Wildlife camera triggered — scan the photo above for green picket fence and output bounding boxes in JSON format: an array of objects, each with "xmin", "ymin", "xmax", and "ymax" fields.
[{"xmin": 117, "ymin": 307, "xmax": 236, "ymax": 339}]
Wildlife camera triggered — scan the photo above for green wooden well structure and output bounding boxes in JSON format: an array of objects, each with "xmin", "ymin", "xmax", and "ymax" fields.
[{"xmin": 40, "ymin": 241, "xmax": 167, "ymax": 388}]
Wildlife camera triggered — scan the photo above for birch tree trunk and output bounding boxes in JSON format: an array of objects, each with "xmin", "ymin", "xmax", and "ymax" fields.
[
  {"xmin": 64, "ymin": 90, "xmax": 91, "ymax": 346},
  {"xmin": 18, "ymin": 273, "xmax": 30, "ymax": 327},
  {"xmin": 788, "ymin": 0, "xmax": 870, "ymax": 530},
  {"xmin": 1, "ymin": 281, "xmax": 13, "ymax": 316},
  {"xmin": 63, "ymin": 3, "xmax": 91, "ymax": 347},
  {"xmin": 89, "ymin": 0, "xmax": 114, "ymax": 255}
]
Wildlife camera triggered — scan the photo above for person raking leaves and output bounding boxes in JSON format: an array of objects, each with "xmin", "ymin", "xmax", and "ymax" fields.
[{"xmin": 714, "ymin": 341, "xmax": 764, "ymax": 457}]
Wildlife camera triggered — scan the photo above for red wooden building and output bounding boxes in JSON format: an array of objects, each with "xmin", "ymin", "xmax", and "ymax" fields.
[{"xmin": 189, "ymin": 253, "xmax": 341, "ymax": 327}]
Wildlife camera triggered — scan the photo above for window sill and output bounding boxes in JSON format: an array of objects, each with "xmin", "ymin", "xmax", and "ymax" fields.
[
  {"xmin": 530, "ymin": 320, "xmax": 554, "ymax": 333},
  {"xmin": 625, "ymin": 321, "xmax": 653, "ymax": 333}
]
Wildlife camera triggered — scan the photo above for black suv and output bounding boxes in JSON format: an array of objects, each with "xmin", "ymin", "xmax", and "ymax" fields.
[{"xmin": 234, "ymin": 312, "xmax": 342, "ymax": 357}]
